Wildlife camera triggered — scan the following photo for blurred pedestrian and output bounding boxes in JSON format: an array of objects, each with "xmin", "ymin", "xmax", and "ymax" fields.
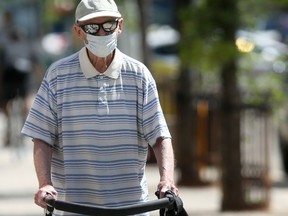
[
  {"xmin": 21, "ymin": 0, "xmax": 178, "ymax": 215},
  {"xmin": 0, "ymin": 10, "xmax": 35, "ymax": 146}
]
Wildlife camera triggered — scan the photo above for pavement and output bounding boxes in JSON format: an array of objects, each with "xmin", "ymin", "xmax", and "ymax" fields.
[{"xmin": 1, "ymin": 113, "xmax": 288, "ymax": 216}]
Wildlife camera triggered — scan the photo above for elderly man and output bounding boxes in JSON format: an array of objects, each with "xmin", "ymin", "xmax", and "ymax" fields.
[{"xmin": 22, "ymin": 0, "xmax": 178, "ymax": 215}]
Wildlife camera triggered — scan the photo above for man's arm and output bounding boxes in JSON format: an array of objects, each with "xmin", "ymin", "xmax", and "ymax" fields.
[
  {"xmin": 152, "ymin": 137, "xmax": 178, "ymax": 198},
  {"xmin": 33, "ymin": 138, "xmax": 57, "ymax": 208}
]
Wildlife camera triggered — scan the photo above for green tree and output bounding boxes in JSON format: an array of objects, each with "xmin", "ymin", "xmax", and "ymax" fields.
[
  {"xmin": 175, "ymin": 0, "xmax": 288, "ymax": 210},
  {"xmin": 178, "ymin": 0, "xmax": 243, "ymax": 209}
]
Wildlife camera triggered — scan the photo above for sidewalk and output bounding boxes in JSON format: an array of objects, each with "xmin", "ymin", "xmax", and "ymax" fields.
[{"xmin": 1, "ymin": 142, "xmax": 288, "ymax": 216}]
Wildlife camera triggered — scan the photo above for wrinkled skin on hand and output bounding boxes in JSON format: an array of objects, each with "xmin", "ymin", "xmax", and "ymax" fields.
[
  {"xmin": 157, "ymin": 180, "xmax": 178, "ymax": 198},
  {"xmin": 34, "ymin": 185, "xmax": 57, "ymax": 208}
]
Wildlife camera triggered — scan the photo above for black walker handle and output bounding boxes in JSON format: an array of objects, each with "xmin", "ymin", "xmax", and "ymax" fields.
[
  {"xmin": 45, "ymin": 194, "xmax": 55, "ymax": 216},
  {"xmin": 45, "ymin": 190, "xmax": 188, "ymax": 216}
]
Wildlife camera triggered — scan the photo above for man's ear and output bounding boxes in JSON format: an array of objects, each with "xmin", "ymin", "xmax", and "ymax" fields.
[
  {"xmin": 73, "ymin": 24, "xmax": 86, "ymax": 40},
  {"xmin": 117, "ymin": 18, "xmax": 124, "ymax": 34}
]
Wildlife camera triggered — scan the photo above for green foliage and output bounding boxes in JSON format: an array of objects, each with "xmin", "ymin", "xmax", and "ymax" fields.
[
  {"xmin": 179, "ymin": 0, "xmax": 239, "ymax": 73},
  {"xmin": 178, "ymin": 0, "xmax": 288, "ymax": 107},
  {"xmin": 238, "ymin": 0, "xmax": 277, "ymax": 28},
  {"xmin": 239, "ymin": 72, "xmax": 285, "ymax": 107},
  {"xmin": 117, "ymin": 0, "xmax": 139, "ymax": 31}
]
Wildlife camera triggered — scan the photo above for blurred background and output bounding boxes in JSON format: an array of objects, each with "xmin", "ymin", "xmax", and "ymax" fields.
[{"xmin": 1, "ymin": 0, "xmax": 288, "ymax": 215}]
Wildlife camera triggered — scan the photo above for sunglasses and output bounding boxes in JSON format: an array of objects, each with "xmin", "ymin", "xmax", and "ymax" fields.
[{"xmin": 80, "ymin": 19, "xmax": 119, "ymax": 35}]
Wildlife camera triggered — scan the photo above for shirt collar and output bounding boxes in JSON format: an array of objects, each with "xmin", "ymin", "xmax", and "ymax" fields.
[{"xmin": 79, "ymin": 47, "xmax": 121, "ymax": 79}]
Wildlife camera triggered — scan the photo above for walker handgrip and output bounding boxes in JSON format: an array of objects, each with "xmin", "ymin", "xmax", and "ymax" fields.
[
  {"xmin": 45, "ymin": 194, "xmax": 55, "ymax": 216},
  {"xmin": 155, "ymin": 190, "xmax": 187, "ymax": 216}
]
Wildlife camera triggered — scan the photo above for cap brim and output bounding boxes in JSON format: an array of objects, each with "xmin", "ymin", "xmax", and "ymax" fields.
[{"xmin": 77, "ymin": 11, "xmax": 121, "ymax": 22}]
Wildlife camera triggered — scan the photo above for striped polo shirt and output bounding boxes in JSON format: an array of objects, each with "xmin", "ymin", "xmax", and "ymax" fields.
[{"xmin": 22, "ymin": 47, "xmax": 171, "ymax": 216}]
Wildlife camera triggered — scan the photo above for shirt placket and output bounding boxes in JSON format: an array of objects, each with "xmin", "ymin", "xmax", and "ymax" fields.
[{"xmin": 97, "ymin": 74, "xmax": 109, "ymax": 115}]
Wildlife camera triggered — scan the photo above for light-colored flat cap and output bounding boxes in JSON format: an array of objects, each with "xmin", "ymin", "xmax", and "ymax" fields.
[{"xmin": 75, "ymin": 0, "xmax": 121, "ymax": 22}]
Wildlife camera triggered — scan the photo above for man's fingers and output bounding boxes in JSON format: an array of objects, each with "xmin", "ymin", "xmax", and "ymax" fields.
[
  {"xmin": 34, "ymin": 191, "xmax": 47, "ymax": 208},
  {"xmin": 157, "ymin": 182, "xmax": 179, "ymax": 198},
  {"xmin": 34, "ymin": 186, "xmax": 57, "ymax": 209}
]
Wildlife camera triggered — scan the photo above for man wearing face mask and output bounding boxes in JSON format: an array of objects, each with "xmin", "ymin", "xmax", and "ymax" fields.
[{"xmin": 21, "ymin": 0, "xmax": 178, "ymax": 215}]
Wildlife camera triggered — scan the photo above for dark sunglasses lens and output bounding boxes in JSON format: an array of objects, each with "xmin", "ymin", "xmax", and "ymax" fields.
[
  {"xmin": 84, "ymin": 24, "xmax": 99, "ymax": 35},
  {"xmin": 102, "ymin": 21, "xmax": 118, "ymax": 32}
]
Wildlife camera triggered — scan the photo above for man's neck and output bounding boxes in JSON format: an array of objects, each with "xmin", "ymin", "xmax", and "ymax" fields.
[{"xmin": 87, "ymin": 49, "xmax": 115, "ymax": 73}]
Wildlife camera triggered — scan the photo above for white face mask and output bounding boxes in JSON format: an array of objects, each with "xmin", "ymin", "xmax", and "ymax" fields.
[{"xmin": 85, "ymin": 32, "xmax": 117, "ymax": 57}]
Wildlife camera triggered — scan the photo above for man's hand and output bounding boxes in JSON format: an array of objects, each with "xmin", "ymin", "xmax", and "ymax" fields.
[
  {"xmin": 157, "ymin": 180, "xmax": 179, "ymax": 198},
  {"xmin": 34, "ymin": 185, "xmax": 57, "ymax": 208}
]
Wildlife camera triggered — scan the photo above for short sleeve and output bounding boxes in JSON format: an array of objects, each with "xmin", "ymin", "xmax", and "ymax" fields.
[
  {"xmin": 141, "ymin": 69, "xmax": 171, "ymax": 146},
  {"xmin": 21, "ymin": 72, "xmax": 58, "ymax": 146}
]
